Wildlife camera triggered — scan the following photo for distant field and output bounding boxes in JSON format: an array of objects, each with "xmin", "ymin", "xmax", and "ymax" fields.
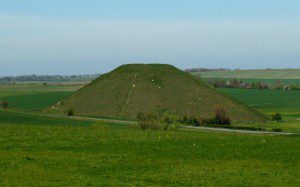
[
  {"xmin": 220, "ymin": 88, "xmax": 300, "ymax": 120},
  {"xmin": 0, "ymin": 84, "xmax": 82, "ymax": 96},
  {"xmin": 194, "ymin": 69, "xmax": 300, "ymax": 79},
  {"xmin": 0, "ymin": 110, "xmax": 93, "ymax": 126},
  {"xmin": 0, "ymin": 122, "xmax": 298, "ymax": 186},
  {"xmin": 0, "ymin": 84, "xmax": 81, "ymax": 111},
  {"xmin": 202, "ymin": 78, "xmax": 300, "ymax": 84},
  {"xmin": 0, "ymin": 92, "xmax": 73, "ymax": 111}
]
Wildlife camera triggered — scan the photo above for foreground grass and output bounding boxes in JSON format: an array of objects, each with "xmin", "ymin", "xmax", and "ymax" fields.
[{"xmin": 0, "ymin": 124, "xmax": 298, "ymax": 186}]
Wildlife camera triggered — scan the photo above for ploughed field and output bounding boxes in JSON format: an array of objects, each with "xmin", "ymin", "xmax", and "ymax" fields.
[{"xmin": 0, "ymin": 83, "xmax": 299, "ymax": 185}]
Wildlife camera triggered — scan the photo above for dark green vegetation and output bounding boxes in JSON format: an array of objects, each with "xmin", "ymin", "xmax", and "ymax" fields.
[
  {"xmin": 0, "ymin": 84, "xmax": 81, "ymax": 111},
  {"xmin": 0, "ymin": 92, "xmax": 73, "ymax": 111},
  {"xmin": 50, "ymin": 64, "xmax": 265, "ymax": 123},
  {"xmin": 220, "ymin": 88, "xmax": 300, "ymax": 133},
  {"xmin": 219, "ymin": 89, "xmax": 300, "ymax": 120},
  {"xmin": 0, "ymin": 123, "xmax": 298, "ymax": 186}
]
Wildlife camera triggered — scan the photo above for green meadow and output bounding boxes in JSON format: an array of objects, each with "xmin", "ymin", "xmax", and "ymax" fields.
[
  {"xmin": 219, "ymin": 89, "xmax": 300, "ymax": 120},
  {"xmin": 0, "ymin": 83, "xmax": 299, "ymax": 186},
  {"xmin": 0, "ymin": 83, "xmax": 81, "ymax": 111},
  {"xmin": 0, "ymin": 121, "xmax": 299, "ymax": 186}
]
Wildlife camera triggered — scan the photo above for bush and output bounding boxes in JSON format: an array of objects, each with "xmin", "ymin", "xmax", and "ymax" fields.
[
  {"xmin": 212, "ymin": 107, "xmax": 231, "ymax": 125},
  {"xmin": 179, "ymin": 116, "xmax": 200, "ymax": 126},
  {"xmin": 67, "ymin": 109, "xmax": 74, "ymax": 116},
  {"xmin": 271, "ymin": 113, "xmax": 282, "ymax": 122},
  {"xmin": 137, "ymin": 112, "xmax": 176, "ymax": 131},
  {"xmin": 271, "ymin": 128, "xmax": 283, "ymax": 132},
  {"xmin": 137, "ymin": 112, "xmax": 161, "ymax": 130},
  {"xmin": 1, "ymin": 101, "xmax": 8, "ymax": 109}
]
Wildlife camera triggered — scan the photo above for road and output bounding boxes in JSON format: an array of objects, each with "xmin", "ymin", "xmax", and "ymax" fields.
[
  {"xmin": 70, "ymin": 115, "xmax": 297, "ymax": 135},
  {"xmin": 180, "ymin": 126, "xmax": 296, "ymax": 135}
]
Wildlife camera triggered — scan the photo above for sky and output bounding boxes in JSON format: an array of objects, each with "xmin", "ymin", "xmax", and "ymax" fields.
[{"xmin": 0, "ymin": 0, "xmax": 300, "ymax": 76}]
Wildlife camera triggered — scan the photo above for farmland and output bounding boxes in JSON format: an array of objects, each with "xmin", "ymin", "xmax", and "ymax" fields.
[
  {"xmin": 194, "ymin": 69, "xmax": 300, "ymax": 79},
  {"xmin": 0, "ymin": 121, "xmax": 299, "ymax": 186},
  {"xmin": 220, "ymin": 89, "xmax": 300, "ymax": 120},
  {"xmin": 0, "ymin": 84, "xmax": 82, "ymax": 111},
  {"xmin": 193, "ymin": 69, "xmax": 300, "ymax": 85},
  {"xmin": 0, "ymin": 80, "xmax": 299, "ymax": 186}
]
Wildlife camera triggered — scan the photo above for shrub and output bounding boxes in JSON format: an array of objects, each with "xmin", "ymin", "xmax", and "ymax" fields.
[
  {"xmin": 137, "ymin": 112, "xmax": 160, "ymax": 130},
  {"xmin": 179, "ymin": 116, "xmax": 200, "ymax": 126},
  {"xmin": 67, "ymin": 109, "xmax": 74, "ymax": 116},
  {"xmin": 1, "ymin": 101, "xmax": 8, "ymax": 109},
  {"xmin": 137, "ymin": 111, "xmax": 176, "ymax": 131},
  {"xmin": 198, "ymin": 117, "xmax": 215, "ymax": 125},
  {"xmin": 271, "ymin": 128, "xmax": 283, "ymax": 132},
  {"xmin": 271, "ymin": 113, "xmax": 282, "ymax": 122},
  {"xmin": 211, "ymin": 107, "xmax": 231, "ymax": 125}
]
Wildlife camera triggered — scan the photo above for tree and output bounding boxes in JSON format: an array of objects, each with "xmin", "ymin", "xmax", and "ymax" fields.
[
  {"xmin": 67, "ymin": 109, "xmax": 74, "ymax": 116},
  {"xmin": 213, "ymin": 106, "xmax": 231, "ymax": 125},
  {"xmin": 271, "ymin": 113, "xmax": 282, "ymax": 122},
  {"xmin": 1, "ymin": 101, "xmax": 8, "ymax": 109}
]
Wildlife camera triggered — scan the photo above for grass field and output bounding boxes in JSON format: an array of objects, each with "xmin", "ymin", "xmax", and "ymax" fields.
[
  {"xmin": 0, "ymin": 110, "xmax": 93, "ymax": 126},
  {"xmin": 0, "ymin": 84, "xmax": 81, "ymax": 111},
  {"xmin": 202, "ymin": 78, "xmax": 300, "ymax": 85},
  {"xmin": 219, "ymin": 89, "xmax": 300, "ymax": 120},
  {"xmin": 0, "ymin": 122, "xmax": 299, "ymax": 186},
  {"xmin": 194, "ymin": 69, "xmax": 300, "ymax": 79},
  {"xmin": 0, "ymin": 82, "xmax": 299, "ymax": 185},
  {"xmin": 0, "ymin": 92, "xmax": 73, "ymax": 111}
]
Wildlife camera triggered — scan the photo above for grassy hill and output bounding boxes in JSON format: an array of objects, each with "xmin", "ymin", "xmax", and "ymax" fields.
[
  {"xmin": 48, "ymin": 64, "xmax": 265, "ymax": 123},
  {"xmin": 194, "ymin": 69, "xmax": 300, "ymax": 79}
]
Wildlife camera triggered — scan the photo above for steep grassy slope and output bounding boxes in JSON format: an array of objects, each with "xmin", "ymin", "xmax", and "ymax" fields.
[{"xmin": 50, "ymin": 64, "xmax": 265, "ymax": 123}]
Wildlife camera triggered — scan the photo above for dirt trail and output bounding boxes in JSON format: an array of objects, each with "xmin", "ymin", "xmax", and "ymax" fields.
[{"xmin": 120, "ymin": 73, "xmax": 138, "ymax": 115}]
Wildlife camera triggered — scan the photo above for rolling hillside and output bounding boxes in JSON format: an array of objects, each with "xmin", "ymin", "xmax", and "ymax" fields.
[{"xmin": 48, "ymin": 64, "xmax": 265, "ymax": 123}]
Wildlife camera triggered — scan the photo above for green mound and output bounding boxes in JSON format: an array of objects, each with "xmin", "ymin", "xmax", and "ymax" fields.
[{"xmin": 49, "ymin": 64, "xmax": 265, "ymax": 123}]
